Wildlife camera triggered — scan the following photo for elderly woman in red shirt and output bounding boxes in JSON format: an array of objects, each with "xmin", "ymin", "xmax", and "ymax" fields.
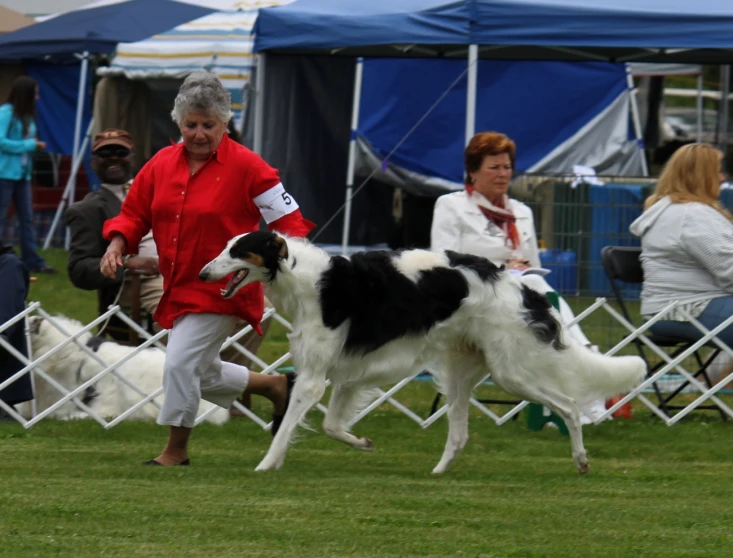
[{"xmin": 100, "ymin": 72, "xmax": 314, "ymax": 466}]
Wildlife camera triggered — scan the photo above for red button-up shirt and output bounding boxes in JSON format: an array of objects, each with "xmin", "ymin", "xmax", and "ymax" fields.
[{"xmin": 103, "ymin": 135, "xmax": 314, "ymax": 332}]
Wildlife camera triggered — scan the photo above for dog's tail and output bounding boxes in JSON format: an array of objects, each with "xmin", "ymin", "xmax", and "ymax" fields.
[{"xmin": 569, "ymin": 349, "xmax": 646, "ymax": 402}]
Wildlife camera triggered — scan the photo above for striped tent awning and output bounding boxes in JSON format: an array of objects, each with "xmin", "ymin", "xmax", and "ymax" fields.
[{"xmin": 98, "ymin": 1, "xmax": 292, "ymax": 119}]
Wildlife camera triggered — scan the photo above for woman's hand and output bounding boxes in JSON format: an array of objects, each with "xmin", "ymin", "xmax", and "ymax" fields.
[
  {"xmin": 100, "ymin": 234, "xmax": 127, "ymax": 279},
  {"xmin": 35, "ymin": 141, "xmax": 46, "ymax": 151},
  {"xmin": 506, "ymin": 258, "xmax": 531, "ymax": 271}
]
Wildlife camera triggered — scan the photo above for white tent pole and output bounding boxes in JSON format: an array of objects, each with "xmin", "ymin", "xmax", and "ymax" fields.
[
  {"xmin": 43, "ymin": 119, "xmax": 93, "ymax": 250},
  {"xmin": 465, "ymin": 44, "xmax": 478, "ymax": 146},
  {"xmin": 66, "ymin": 52, "xmax": 90, "ymax": 249},
  {"xmin": 696, "ymin": 73, "xmax": 703, "ymax": 143},
  {"xmin": 720, "ymin": 65, "xmax": 730, "ymax": 164},
  {"xmin": 43, "ymin": 53, "xmax": 88, "ymax": 250},
  {"xmin": 341, "ymin": 57, "xmax": 364, "ymax": 257},
  {"xmin": 625, "ymin": 65, "xmax": 649, "ymax": 176},
  {"xmin": 253, "ymin": 52, "xmax": 266, "ymax": 155}
]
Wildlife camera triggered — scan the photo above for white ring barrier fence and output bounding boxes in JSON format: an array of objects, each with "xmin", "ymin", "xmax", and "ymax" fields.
[{"xmin": 4, "ymin": 296, "xmax": 732, "ymax": 429}]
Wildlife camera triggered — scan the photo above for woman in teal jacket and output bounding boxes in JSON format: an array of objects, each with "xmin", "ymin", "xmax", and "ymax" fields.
[{"xmin": 0, "ymin": 76, "xmax": 55, "ymax": 274}]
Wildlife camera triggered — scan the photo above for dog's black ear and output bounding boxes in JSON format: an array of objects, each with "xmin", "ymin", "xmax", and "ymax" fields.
[{"xmin": 272, "ymin": 235, "xmax": 288, "ymax": 261}]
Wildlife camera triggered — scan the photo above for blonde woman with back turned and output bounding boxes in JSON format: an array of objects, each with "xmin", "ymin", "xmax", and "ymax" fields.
[{"xmin": 630, "ymin": 143, "xmax": 733, "ymax": 344}]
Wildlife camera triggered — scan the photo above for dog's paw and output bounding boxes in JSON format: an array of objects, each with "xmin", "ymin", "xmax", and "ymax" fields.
[
  {"xmin": 255, "ymin": 461, "xmax": 275, "ymax": 472},
  {"xmin": 255, "ymin": 455, "xmax": 284, "ymax": 472},
  {"xmin": 431, "ymin": 462, "xmax": 450, "ymax": 475},
  {"xmin": 574, "ymin": 453, "xmax": 590, "ymax": 475},
  {"xmin": 356, "ymin": 437, "xmax": 373, "ymax": 451}
]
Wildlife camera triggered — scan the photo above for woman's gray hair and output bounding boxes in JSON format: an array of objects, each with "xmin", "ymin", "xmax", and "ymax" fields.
[{"xmin": 171, "ymin": 71, "xmax": 232, "ymax": 124}]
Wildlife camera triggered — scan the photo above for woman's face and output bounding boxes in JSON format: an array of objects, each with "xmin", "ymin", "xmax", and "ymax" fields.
[
  {"xmin": 470, "ymin": 152, "xmax": 513, "ymax": 202},
  {"xmin": 180, "ymin": 112, "xmax": 227, "ymax": 158}
]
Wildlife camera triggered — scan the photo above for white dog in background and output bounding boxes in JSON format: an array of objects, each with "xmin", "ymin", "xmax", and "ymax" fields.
[{"xmin": 20, "ymin": 315, "xmax": 229, "ymax": 425}]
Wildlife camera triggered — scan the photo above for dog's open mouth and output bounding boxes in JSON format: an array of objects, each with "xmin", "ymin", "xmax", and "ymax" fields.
[{"xmin": 221, "ymin": 269, "xmax": 249, "ymax": 298}]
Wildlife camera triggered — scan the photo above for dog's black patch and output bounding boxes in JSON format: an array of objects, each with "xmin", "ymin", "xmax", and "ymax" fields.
[
  {"xmin": 520, "ymin": 284, "xmax": 566, "ymax": 350},
  {"xmin": 228, "ymin": 231, "xmax": 286, "ymax": 282},
  {"xmin": 319, "ymin": 251, "xmax": 468, "ymax": 355},
  {"xmin": 445, "ymin": 250, "xmax": 502, "ymax": 282},
  {"xmin": 86, "ymin": 336, "xmax": 108, "ymax": 353}
]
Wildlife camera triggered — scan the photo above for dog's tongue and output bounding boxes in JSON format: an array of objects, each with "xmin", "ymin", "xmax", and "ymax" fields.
[
  {"xmin": 224, "ymin": 274, "xmax": 239, "ymax": 291},
  {"xmin": 221, "ymin": 269, "xmax": 247, "ymax": 297}
]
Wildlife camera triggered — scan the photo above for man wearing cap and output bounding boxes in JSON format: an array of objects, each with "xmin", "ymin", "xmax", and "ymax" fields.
[{"xmin": 65, "ymin": 129, "xmax": 163, "ymax": 320}]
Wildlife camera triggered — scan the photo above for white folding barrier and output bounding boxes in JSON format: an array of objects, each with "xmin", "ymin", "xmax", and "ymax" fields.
[
  {"xmin": 598, "ymin": 298, "xmax": 733, "ymax": 425},
  {"xmin": 5, "ymin": 301, "xmax": 331, "ymax": 432},
  {"xmin": 7, "ymin": 293, "xmax": 732, "ymax": 431}
]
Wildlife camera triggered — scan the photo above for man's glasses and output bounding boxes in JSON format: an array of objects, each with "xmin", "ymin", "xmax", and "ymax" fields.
[{"xmin": 93, "ymin": 147, "xmax": 131, "ymax": 159}]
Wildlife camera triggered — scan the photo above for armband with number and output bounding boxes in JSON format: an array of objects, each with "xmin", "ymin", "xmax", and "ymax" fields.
[{"xmin": 253, "ymin": 183, "xmax": 299, "ymax": 223}]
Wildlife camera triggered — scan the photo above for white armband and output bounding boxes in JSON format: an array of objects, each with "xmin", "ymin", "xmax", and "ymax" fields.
[{"xmin": 253, "ymin": 183, "xmax": 299, "ymax": 223}]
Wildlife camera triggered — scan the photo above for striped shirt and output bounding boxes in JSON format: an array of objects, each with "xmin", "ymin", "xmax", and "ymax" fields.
[{"xmin": 629, "ymin": 197, "xmax": 733, "ymax": 320}]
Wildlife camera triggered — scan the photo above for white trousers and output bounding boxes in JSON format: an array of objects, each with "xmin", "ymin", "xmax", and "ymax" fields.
[
  {"xmin": 158, "ymin": 313, "xmax": 250, "ymax": 428},
  {"xmin": 519, "ymin": 274, "xmax": 591, "ymax": 347}
]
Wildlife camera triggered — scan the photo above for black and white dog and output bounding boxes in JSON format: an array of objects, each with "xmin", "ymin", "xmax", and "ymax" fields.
[{"xmin": 200, "ymin": 231, "xmax": 645, "ymax": 474}]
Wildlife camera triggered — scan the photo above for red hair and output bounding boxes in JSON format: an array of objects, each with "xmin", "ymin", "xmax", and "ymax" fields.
[{"xmin": 464, "ymin": 132, "xmax": 516, "ymax": 181}]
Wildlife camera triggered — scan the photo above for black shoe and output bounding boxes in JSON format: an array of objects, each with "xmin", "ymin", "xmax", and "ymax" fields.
[
  {"xmin": 142, "ymin": 458, "xmax": 190, "ymax": 466},
  {"xmin": 29, "ymin": 266, "xmax": 57, "ymax": 275},
  {"xmin": 271, "ymin": 372, "xmax": 297, "ymax": 437}
]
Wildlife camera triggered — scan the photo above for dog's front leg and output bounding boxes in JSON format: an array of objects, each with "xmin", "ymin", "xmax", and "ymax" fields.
[{"xmin": 255, "ymin": 372, "xmax": 327, "ymax": 471}]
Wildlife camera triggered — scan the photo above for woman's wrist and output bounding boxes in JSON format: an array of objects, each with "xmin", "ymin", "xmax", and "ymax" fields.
[{"xmin": 110, "ymin": 234, "xmax": 127, "ymax": 252}]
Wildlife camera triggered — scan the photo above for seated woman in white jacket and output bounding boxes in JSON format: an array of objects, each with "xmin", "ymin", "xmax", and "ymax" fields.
[
  {"xmin": 630, "ymin": 143, "xmax": 733, "ymax": 346},
  {"xmin": 430, "ymin": 131, "xmax": 606, "ymax": 423}
]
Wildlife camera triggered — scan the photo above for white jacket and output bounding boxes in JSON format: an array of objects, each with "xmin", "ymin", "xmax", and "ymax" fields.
[
  {"xmin": 430, "ymin": 190, "xmax": 540, "ymax": 267},
  {"xmin": 630, "ymin": 197, "xmax": 733, "ymax": 316}
]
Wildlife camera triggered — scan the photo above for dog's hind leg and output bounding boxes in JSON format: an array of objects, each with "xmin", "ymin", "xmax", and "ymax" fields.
[
  {"xmin": 255, "ymin": 372, "xmax": 327, "ymax": 472},
  {"xmin": 323, "ymin": 383, "xmax": 374, "ymax": 451},
  {"xmin": 510, "ymin": 382, "xmax": 589, "ymax": 474},
  {"xmin": 432, "ymin": 350, "xmax": 487, "ymax": 475}
]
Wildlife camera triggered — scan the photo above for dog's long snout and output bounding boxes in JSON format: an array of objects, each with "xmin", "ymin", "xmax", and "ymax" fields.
[{"xmin": 199, "ymin": 268, "xmax": 211, "ymax": 281}]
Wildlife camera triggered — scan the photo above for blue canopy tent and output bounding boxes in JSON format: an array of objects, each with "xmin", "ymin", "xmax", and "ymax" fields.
[
  {"xmin": 357, "ymin": 58, "xmax": 641, "ymax": 190},
  {"xmin": 0, "ymin": 0, "xmax": 217, "ymax": 248},
  {"xmin": 253, "ymin": 0, "xmax": 733, "ymax": 252},
  {"xmin": 255, "ymin": 0, "xmax": 733, "ymax": 61}
]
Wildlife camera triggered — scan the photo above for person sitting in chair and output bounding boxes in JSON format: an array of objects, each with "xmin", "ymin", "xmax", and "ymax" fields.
[
  {"xmin": 630, "ymin": 143, "xmax": 733, "ymax": 345},
  {"xmin": 431, "ymin": 131, "xmax": 608, "ymax": 424},
  {"xmin": 66, "ymin": 129, "xmax": 162, "ymax": 323},
  {"xmin": 0, "ymin": 244, "xmax": 32, "ymax": 421}
]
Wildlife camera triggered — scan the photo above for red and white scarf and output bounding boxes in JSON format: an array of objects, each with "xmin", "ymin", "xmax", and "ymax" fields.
[{"xmin": 465, "ymin": 185, "xmax": 520, "ymax": 250}]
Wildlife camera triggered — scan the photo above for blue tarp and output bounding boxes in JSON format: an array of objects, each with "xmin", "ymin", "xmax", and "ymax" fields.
[
  {"xmin": 0, "ymin": 0, "xmax": 216, "ymax": 60},
  {"xmin": 25, "ymin": 62, "xmax": 92, "ymax": 157},
  {"xmin": 254, "ymin": 0, "xmax": 733, "ymax": 54},
  {"xmin": 588, "ymin": 184, "xmax": 645, "ymax": 298},
  {"xmin": 359, "ymin": 59, "xmax": 627, "ymax": 180}
]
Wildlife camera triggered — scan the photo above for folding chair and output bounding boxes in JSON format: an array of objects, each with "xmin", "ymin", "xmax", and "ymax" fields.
[{"xmin": 601, "ymin": 245, "xmax": 726, "ymax": 420}]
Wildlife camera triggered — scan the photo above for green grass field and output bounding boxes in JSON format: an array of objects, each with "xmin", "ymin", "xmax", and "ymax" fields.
[{"xmin": 3, "ymin": 249, "xmax": 732, "ymax": 557}]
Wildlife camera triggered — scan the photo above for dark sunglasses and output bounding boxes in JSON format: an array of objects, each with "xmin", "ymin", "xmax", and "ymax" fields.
[{"xmin": 93, "ymin": 147, "xmax": 131, "ymax": 159}]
